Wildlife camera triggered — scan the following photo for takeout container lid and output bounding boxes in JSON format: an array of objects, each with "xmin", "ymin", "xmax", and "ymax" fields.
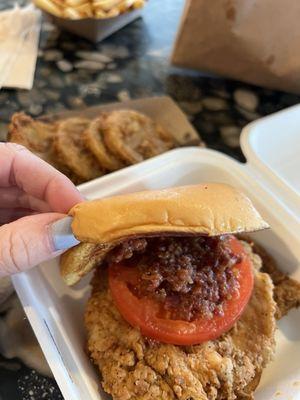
[
  {"xmin": 11, "ymin": 98, "xmax": 300, "ymax": 399},
  {"xmin": 44, "ymin": 7, "xmax": 142, "ymax": 42},
  {"xmin": 241, "ymin": 104, "xmax": 300, "ymax": 219}
]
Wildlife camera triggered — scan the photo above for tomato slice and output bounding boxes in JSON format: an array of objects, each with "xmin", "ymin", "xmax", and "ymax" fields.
[{"xmin": 108, "ymin": 236, "xmax": 254, "ymax": 345}]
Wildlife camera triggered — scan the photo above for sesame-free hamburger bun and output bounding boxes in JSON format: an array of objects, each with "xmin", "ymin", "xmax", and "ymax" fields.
[
  {"xmin": 61, "ymin": 183, "xmax": 269, "ymax": 285},
  {"xmin": 69, "ymin": 183, "xmax": 269, "ymax": 243}
]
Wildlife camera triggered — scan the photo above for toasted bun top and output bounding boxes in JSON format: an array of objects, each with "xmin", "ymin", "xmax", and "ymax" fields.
[{"xmin": 69, "ymin": 183, "xmax": 269, "ymax": 244}]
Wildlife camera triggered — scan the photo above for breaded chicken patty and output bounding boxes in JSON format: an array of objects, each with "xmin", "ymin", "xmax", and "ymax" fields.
[{"xmin": 85, "ymin": 242, "xmax": 277, "ymax": 400}]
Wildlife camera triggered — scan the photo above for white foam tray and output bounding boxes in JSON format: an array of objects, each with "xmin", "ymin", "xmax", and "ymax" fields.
[{"xmin": 13, "ymin": 105, "xmax": 300, "ymax": 400}]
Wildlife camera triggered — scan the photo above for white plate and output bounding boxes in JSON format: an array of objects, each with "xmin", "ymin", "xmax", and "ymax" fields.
[{"xmin": 13, "ymin": 145, "xmax": 300, "ymax": 400}]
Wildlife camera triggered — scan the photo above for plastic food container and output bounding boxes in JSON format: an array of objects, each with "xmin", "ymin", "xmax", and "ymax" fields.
[{"xmin": 12, "ymin": 104, "xmax": 300, "ymax": 399}]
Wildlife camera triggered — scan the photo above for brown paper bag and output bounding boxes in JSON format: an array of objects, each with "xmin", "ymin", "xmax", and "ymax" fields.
[{"xmin": 172, "ymin": 0, "xmax": 300, "ymax": 93}]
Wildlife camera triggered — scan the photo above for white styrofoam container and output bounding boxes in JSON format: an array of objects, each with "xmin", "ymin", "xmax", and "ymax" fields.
[
  {"xmin": 12, "ymin": 105, "xmax": 300, "ymax": 400},
  {"xmin": 241, "ymin": 104, "xmax": 300, "ymax": 220}
]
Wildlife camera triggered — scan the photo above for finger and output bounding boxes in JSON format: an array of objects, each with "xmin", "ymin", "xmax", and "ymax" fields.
[
  {"xmin": 0, "ymin": 213, "xmax": 66, "ymax": 276},
  {"xmin": 0, "ymin": 208, "xmax": 38, "ymax": 225},
  {"xmin": 0, "ymin": 143, "xmax": 83, "ymax": 213},
  {"xmin": 0, "ymin": 187, "xmax": 51, "ymax": 212}
]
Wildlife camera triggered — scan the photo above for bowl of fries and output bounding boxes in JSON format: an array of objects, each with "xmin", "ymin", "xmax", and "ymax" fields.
[{"xmin": 33, "ymin": 0, "xmax": 146, "ymax": 42}]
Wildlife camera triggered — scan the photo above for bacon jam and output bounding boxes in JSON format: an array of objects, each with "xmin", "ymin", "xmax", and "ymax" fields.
[{"xmin": 106, "ymin": 235, "xmax": 242, "ymax": 322}]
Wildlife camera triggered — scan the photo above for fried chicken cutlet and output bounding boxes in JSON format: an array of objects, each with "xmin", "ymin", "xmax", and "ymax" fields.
[{"xmin": 85, "ymin": 242, "xmax": 276, "ymax": 400}]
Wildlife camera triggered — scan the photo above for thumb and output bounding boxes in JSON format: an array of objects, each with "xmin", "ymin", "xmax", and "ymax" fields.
[{"xmin": 0, "ymin": 213, "xmax": 66, "ymax": 277}]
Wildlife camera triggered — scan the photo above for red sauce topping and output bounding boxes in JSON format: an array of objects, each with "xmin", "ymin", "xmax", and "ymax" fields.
[{"xmin": 106, "ymin": 236, "xmax": 241, "ymax": 322}]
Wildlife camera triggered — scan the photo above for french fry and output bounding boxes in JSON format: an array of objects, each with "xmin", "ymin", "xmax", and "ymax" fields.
[
  {"xmin": 132, "ymin": 0, "xmax": 145, "ymax": 9},
  {"xmin": 93, "ymin": 5, "xmax": 119, "ymax": 19},
  {"xmin": 65, "ymin": 0, "xmax": 88, "ymax": 6},
  {"xmin": 94, "ymin": 8, "xmax": 108, "ymax": 18},
  {"xmin": 117, "ymin": 0, "xmax": 135, "ymax": 13},
  {"xmin": 63, "ymin": 6, "xmax": 82, "ymax": 19},
  {"xmin": 35, "ymin": 0, "xmax": 146, "ymax": 19},
  {"xmin": 73, "ymin": 2, "xmax": 93, "ymax": 17},
  {"xmin": 50, "ymin": 0, "xmax": 65, "ymax": 6},
  {"xmin": 122, "ymin": 0, "xmax": 136, "ymax": 7},
  {"xmin": 106, "ymin": 7, "xmax": 120, "ymax": 17},
  {"xmin": 50, "ymin": 0, "xmax": 72, "ymax": 8},
  {"xmin": 33, "ymin": 0, "xmax": 63, "ymax": 17},
  {"xmin": 92, "ymin": 0, "xmax": 122, "ymax": 12}
]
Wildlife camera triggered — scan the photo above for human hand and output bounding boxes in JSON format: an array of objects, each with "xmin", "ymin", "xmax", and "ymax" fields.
[{"xmin": 0, "ymin": 143, "xmax": 83, "ymax": 277}]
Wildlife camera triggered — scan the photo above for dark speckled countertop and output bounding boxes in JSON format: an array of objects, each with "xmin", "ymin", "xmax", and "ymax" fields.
[{"xmin": 0, "ymin": 0, "xmax": 300, "ymax": 399}]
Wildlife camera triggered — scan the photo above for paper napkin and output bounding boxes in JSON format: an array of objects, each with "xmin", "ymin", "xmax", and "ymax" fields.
[{"xmin": 0, "ymin": 4, "xmax": 41, "ymax": 90}]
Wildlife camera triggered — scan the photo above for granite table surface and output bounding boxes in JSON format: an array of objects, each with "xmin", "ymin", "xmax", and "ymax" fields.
[{"xmin": 0, "ymin": 0, "xmax": 300, "ymax": 399}]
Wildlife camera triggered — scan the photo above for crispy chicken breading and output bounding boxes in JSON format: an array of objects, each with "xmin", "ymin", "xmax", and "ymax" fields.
[
  {"xmin": 85, "ymin": 242, "xmax": 277, "ymax": 400},
  {"xmin": 252, "ymin": 241, "xmax": 300, "ymax": 319}
]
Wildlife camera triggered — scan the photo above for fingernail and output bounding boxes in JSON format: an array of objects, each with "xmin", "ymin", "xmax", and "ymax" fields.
[{"xmin": 48, "ymin": 216, "xmax": 80, "ymax": 251}]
